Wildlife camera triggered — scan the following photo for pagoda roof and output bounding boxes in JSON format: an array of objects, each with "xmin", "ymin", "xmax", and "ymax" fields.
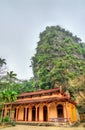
[
  {"xmin": 18, "ymin": 87, "xmax": 60, "ymax": 98},
  {"xmin": 4, "ymin": 87, "xmax": 76, "ymax": 106},
  {"xmin": 12, "ymin": 96, "xmax": 76, "ymax": 105}
]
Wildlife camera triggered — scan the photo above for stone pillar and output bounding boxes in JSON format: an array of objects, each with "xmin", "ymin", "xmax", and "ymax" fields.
[
  {"xmin": 36, "ymin": 106, "xmax": 38, "ymax": 121},
  {"xmin": 29, "ymin": 106, "xmax": 32, "ymax": 121},
  {"xmin": 39, "ymin": 105, "xmax": 43, "ymax": 122},
  {"xmin": 65, "ymin": 102, "xmax": 69, "ymax": 122},
  {"xmin": 47, "ymin": 104, "xmax": 50, "ymax": 121},
  {"xmin": 16, "ymin": 107, "xmax": 18, "ymax": 121},
  {"xmin": 63, "ymin": 103, "xmax": 66, "ymax": 118},
  {"xmin": 25, "ymin": 107, "xmax": 27, "ymax": 121}
]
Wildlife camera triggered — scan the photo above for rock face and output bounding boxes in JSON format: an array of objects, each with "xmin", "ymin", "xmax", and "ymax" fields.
[{"xmin": 31, "ymin": 26, "xmax": 85, "ymax": 105}]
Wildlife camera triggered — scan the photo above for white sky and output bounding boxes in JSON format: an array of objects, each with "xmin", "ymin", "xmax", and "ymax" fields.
[{"xmin": 0, "ymin": 0, "xmax": 85, "ymax": 80}]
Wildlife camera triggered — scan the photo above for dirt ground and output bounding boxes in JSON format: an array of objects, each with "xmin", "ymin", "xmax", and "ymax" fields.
[{"xmin": 0, "ymin": 125, "xmax": 85, "ymax": 130}]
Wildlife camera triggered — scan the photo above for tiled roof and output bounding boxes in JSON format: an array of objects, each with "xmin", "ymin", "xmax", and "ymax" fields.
[
  {"xmin": 13, "ymin": 96, "xmax": 76, "ymax": 105},
  {"xmin": 18, "ymin": 87, "xmax": 60, "ymax": 97},
  {"xmin": 13, "ymin": 97, "xmax": 64, "ymax": 104}
]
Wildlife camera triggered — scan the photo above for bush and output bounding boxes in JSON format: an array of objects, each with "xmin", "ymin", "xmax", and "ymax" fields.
[
  {"xmin": 1, "ymin": 116, "xmax": 16, "ymax": 126},
  {"xmin": 1, "ymin": 116, "xmax": 10, "ymax": 123},
  {"xmin": 11, "ymin": 121, "xmax": 16, "ymax": 126}
]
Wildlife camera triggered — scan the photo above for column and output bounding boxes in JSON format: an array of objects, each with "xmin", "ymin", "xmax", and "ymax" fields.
[
  {"xmin": 29, "ymin": 106, "xmax": 32, "ymax": 121},
  {"xmin": 36, "ymin": 106, "xmax": 37, "ymax": 121},
  {"xmin": 16, "ymin": 107, "xmax": 18, "ymax": 121},
  {"xmin": 47, "ymin": 104, "xmax": 50, "ymax": 121},
  {"xmin": 39, "ymin": 105, "xmax": 43, "ymax": 122},
  {"xmin": 63, "ymin": 103, "xmax": 66, "ymax": 118},
  {"xmin": 25, "ymin": 107, "xmax": 27, "ymax": 121},
  {"xmin": 65, "ymin": 102, "xmax": 69, "ymax": 122}
]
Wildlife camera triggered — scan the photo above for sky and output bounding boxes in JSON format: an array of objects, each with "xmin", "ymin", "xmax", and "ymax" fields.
[{"xmin": 0, "ymin": 0, "xmax": 85, "ymax": 80}]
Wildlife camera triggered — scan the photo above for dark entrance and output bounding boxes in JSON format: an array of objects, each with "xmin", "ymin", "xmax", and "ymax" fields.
[
  {"xmin": 32, "ymin": 106, "xmax": 36, "ymax": 121},
  {"xmin": 43, "ymin": 106, "xmax": 48, "ymax": 121},
  {"xmin": 37, "ymin": 107, "xmax": 39, "ymax": 121},
  {"xmin": 23, "ymin": 108, "xmax": 25, "ymax": 121},
  {"xmin": 27, "ymin": 108, "xmax": 29, "ymax": 121},
  {"xmin": 14, "ymin": 108, "xmax": 16, "ymax": 120},
  {"xmin": 57, "ymin": 104, "xmax": 64, "ymax": 118}
]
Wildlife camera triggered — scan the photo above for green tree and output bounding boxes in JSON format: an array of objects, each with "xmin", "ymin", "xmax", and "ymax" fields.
[
  {"xmin": 0, "ymin": 58, "xmax": 6, "ymax": 67},
  {"xmin": 0, "ymin": 57, "xmax": 7, "ymax": 79},
  {"xmin": 7, "ymin": 71, "xmax": 17, "ymax": 83},
  {"xmin": 1, "ymin": 90, "xmax": 17, "ymax": 118}
]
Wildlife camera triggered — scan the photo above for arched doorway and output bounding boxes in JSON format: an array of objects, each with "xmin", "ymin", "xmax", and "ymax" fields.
[
  {"xmin": 43, "ymin": 106, "xmax": 48, "ymax": 121},
  {"xmin": 32, "ymin": 106, "xmax": 36, "ymax": 121},
  {"xmin": 57, "ymin": 104, "xmax": 64, "ymax": 118}
]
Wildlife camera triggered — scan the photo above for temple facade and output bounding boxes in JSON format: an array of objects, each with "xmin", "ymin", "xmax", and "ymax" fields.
[{"xmin": 3, "ymin": 87, "xmax": 78, "ymax": 123}]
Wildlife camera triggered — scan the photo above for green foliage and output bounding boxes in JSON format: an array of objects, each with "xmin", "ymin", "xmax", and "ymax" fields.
[
  {"xmin": 31, "ymin": 25, "xmax": 85, "ymax": 95},
  {"xmin": 1, "ymin": 116, "xmax": 11, "ymax": 123},
  {"xmin": 20, "ymin": 78, "xmax": 36, "ymax": 93},
  {"xmin": 1, "ymin": 116, "xmax": 16, "ymax": 126},
  {"xmin": 1, "ymin": 89, "xmax": 17, "ymax": 105},
  {"xmin": 7, "ymin": 71, "xmax": 17, "ymax": 83},
  {"xmin": 0, "ymin": 57, "xmax": 7, "ymax": 79}
]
